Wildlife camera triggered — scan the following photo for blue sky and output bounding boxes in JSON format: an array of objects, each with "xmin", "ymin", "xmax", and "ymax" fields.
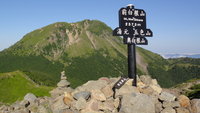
[{"xmin": 0, "ymin": 0, "xmax": 200, "ymax": 54}]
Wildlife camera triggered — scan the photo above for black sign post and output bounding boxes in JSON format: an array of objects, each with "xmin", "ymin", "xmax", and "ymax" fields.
[{"xmin": 113, "ymin": 4, "xmax": 153, "ymax": 86}]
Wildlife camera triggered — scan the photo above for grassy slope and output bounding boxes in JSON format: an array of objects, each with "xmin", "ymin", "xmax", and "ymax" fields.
[
  {"xmin": 1, "ymin": 20, "xmax": 200, "ymax": 89},
  {"xmin": 0, "ymin": 71, "xmax": 53, "ymax": 104}
]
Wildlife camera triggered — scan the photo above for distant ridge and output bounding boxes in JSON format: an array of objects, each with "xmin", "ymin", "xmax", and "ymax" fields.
[{"xmin": 162, "ymin": 53, "xmax": 200, "ymax": 59}]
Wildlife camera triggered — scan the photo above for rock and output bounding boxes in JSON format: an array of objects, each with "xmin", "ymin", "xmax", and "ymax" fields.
[
  {"xmin": 50, "ymin": 87, "xmax": 73, "ymax": 97},
  {"xmin": 163, "ymin": 101, "xmax": 180, "ymax": 108},
  {"xmin": 139, "ymin": 86, "xmax": 155, "ymax": 95},
  {"xmin": 120, "ymin": 93, "xmax": 155, "ymax": 113},
  {"xmin": 91, "ymin": 89, "xmax": 106, "ymax": 101},
  {"xmin": 175, "ymin": 107, "xmax": 190, "ymax": 113},
  {"xmin": 151, "ymin": 79, "xmax": 159, "ymax": 85},
  {"xmin": 24, "ymin": 93, "xmax": 37, "ymax": 103},
  {"xmin": 171, "ymin": 101, "xmax": 181, "ymax": 108},
  {"xmin": 155, "ymin": 102, "xmax": 163, "ymax": 113},
  {"xmin": 149, "ymin": 84, "xmax": 162, "ymax": 94},
  {"xmin": 14, "ymin": 109, "xmax": 30, "ymax": 113},
  {"xmin": 177, "ymin": 95, "xmax": 191, "ymax": 108},
  {"xmin": 37, "ymin": 105, "xmax": 50, "ymax": 113},
  {"xmin": 83, "ymin": 99, "xmax": 100, "ymax": 112},
  {"xmin": 73, "ymin": 91, "xmax": 91, "ymax": 100},
  {"xmin": 57, "ymin": 80, "xmax": 70, "ymax": 87},
  {"xmin": 125, "ymin": 79, "xmax": 133, "ymax": 86},
  {"xmin": 101, "ymin": 85, "xmax": 113, "ymax": 98},
  {"xmin": 63, "ymin": 92, "xmax": 73, "ymax": 106},
  {"xmin": 115, "ymin": 84, "xmax": 139, "ymax": 97},
  {"xmin": 161, "ymin": 107, "xmax": 176, "ymax": 113},
  {"xmin": 99, "ymin": 100, "xmax": 115, "ymax": 112},
  {"xmin": 20, "ymin": 100, "xmax": 30, "ymax": 108},
  {"xmin": 114, "ymin": 97, "xmax": 120, "ymax": 108},
  {"xmin": 159, "ymin": 92, "xmax": 176, "ymax": 102},
  {"xmin": 191, "ymin": 99, "xmax": 200, "ymax": 113},
  {"xmin": 140, "ymin": 75, "xmax": 152, "ymax": 85},
  {"xmin": 51, "ymin": 95, "xmax": 69, "ymax": 113},
  {"xmin": 81, "ymin": 80, "xmax": 108, "ymax": 91},
  {"xmin": 98, "ymin": 77, "xmax": 111, "ymax": 83},
  {"xmin": 137, "ymin": 81, "xmax": 146, "ymax": 88},
  {"xmin": 61, "ymin": 71, "xmax": 67, "ymax": 80},
  {"xmin": 75, "ymin": 97, "xmax": 87, "ymax": 110}
]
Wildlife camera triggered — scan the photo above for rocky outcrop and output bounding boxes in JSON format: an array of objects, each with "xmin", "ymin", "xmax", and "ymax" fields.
[{"xmin": 0, "ymin": 74, "xmax": 199, "ymax": 113}]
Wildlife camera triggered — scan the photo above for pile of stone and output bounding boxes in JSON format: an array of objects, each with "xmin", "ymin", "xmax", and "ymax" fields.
[{"xmin": 0, "ymin": 74, "xmax": 200, "ymax": 113}]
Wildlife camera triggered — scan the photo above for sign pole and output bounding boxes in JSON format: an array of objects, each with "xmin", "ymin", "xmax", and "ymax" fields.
[
  {"xmin": 112, "ymin": 4, "xmax": 153, "ymax": 90},
  {"xmin": 128, "ymin": 43, "xmax": 137, "ymax": 86}
]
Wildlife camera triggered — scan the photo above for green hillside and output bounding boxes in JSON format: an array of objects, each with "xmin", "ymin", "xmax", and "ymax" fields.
[
  {"xmin": 0, "ymin": 19, "xmax": 200, "ymax": 89},
  {"xmin": 0, "ymin": 71, "xmax": 53, "ymax": 104}
]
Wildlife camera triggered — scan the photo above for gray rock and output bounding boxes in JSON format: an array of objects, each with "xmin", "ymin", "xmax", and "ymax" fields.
[
  {"xmin": 101, "ymin": 85, "xmax": 113, "ymax": 98},
  {"xmin": 24, "ymin": 93, "xmax": 37, "ymax": 103},
  {"xmin": 78, "ymin": 80, "xmax": 108, "ymax": 91},
  {"xmin": 155, "ymin": 102, "xmax": 163, "ymax": 113},
  {"xmin": 99, "ymin": 100, "xmax": 115, "ymax": 112},
  {"xmin": 75, "ymin": 97, "xmax": 87, "ymax": 110},
  {"xmin": 91, "ymin": 89, "xmax": 106, "ymax": 101},
  {"xmin": 140, "ymin": 75, "xmax": 152, "ymax": 85},
  {"xmin": 115, "ymin": 84, "xmax": 139, "ymax": 97},
  {"xmin": 50, "ymin": 87, "xmax": 73, "ymax": 98},
  {"xmin": 51, "ymin": 95, "xmax": 70, "ymax": 113},
  {"xmin": 161, "ymin": 107, "xmax": 176, "ymax": 113},
  {"xmin": 175, "ymin": 107, "xmax": 190, "ymax": 113},
  {"xmin": 73, "ymin": 91, "xmax": 91, "ymax": 100},
  {"xmin": 163, "ymin": 101, "xmax": 180, "ymax": 108},
  {"xmin": 37, "ymin": 105, "xmax": 50, "ymax": 113},
  {"xmin": 159, "ymin": 92, "xmax": 176, "ymax": 102},
  {"xmin": 120, "ymin": 93, "xmax": 155, "ymax": 113},
  {"xmin": 14, "ymin": 109, "xmax": 30, "ymax": 113},
  {"xmin": 57, "ymin": 80, "xmax": 70, "ymax": 87},
  {"xmin": 191, "ymin": 99, "xmax": 200, "ymax": 113},
  {"xmin": 20, "ymin": 100, "xmax": 30, "ymax": 108}
]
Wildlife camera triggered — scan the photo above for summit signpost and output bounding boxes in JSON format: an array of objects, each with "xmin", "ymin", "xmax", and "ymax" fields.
[{"xmin": 113, "ymin": 4, "xmax": 153, "ymax": 87}]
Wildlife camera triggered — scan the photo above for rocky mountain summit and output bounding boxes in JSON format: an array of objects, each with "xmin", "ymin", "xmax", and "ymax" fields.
[{"xmin": 0, "ymin": 72, "xmax": 200, "ymax": 113}]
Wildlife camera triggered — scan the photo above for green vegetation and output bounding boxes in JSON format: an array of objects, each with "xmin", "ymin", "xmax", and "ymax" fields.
[
  {"xmin": 0, "ymin": 71, "xmax": 53, "ymax": 104},
  {"xmin": 0, "ymin": 54, "xmax": 63, "ymax": 86},
  {"xmin": 186, "ymin": 84, "xmax": 200, "ymax": 99}
]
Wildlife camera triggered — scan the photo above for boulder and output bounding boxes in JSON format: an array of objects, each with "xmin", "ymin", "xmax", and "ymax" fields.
[
  {"xmin": 91, "ymin": 89, "xmax": 106, "ymax": 101},
  {"xmin": 163, "ymin": 101, "xmax": 180, "ymax": 108},
  {"xmin": 175, "ymin": 107, "xmax": 190, "ymax": 113},
  {"xmin": 101, "ymin": 85, "xmax": 113, "ymax": 98},
  {"xmin": 161, "ymin": 107, "xmax": 176, "ymax": 113},
  {"xmin": 159, "ymin": 92, "xmax": 176, "ymax": 102},
  {"xmin": 191, "ymin": 99, "xmax": 200, "ymax": 113},
  {"xmin": 177, "ymin": 95, "xmax": 191, "ymax": 108},
  {"xmin": 140, "ymin": 75, "xmax": 152, "ymax": 85},
  {"xmin": 51, "ymin": 95, "xmax": 69, "ymax": 113},
  {"xmin": 113, "ymin": 97, "xmax": 120, "ymax": 109},
  {"xmin": 99, "ymin": 100, "xmax": 115, "ymax": 112},
  {"xmin": 115, "ymin": 84, "xmax": 139, "ymax": 97},
  {"xmin": 24, "ymin": 93, "xmax": 37, "ymax": 103},
  {"xmin": 82, "ymin": 99, "xmax": 100, "ymax": 112},
  {"xmin": 120, "ymin": 93, "xmax": 155, "ymax": 113},
  {"xmin": 81, "ymin": 80, "xmax": 108, "ymax": 91},
  {"xmin": 73, "ymin": 91, "xmax": 91, "ymax": 100},
  {"xmin": 75, "ymin": 97, "xmax": 87, "ymax": 110},
  {"xmin": 57, "ymin": 80, "xmax": 70, "ymax": 87},
  {"xmin": 149, "ymin": 84, "xmax": 162, "ymax": 94},
  {"xmin": 155, "ymin": 102, "xmax": 163, "ymax": 113},
  {"xmin": 63, "ymin": 92, "xmax": 73, "ymax": 106}
]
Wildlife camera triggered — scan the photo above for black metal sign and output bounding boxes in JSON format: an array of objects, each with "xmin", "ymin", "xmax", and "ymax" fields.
[
  {"xmin": 112, "ymin": 4, "xmax": 153, "ymax": 87},
  {"xmin": 113, "ymin": 4, "xmax": 153, "ymax": 44}
]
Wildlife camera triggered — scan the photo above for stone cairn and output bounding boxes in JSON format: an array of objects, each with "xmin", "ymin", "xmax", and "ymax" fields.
[{"xmin": 0, "ymin": 75, "xmax": 200, "ymax": 113}]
